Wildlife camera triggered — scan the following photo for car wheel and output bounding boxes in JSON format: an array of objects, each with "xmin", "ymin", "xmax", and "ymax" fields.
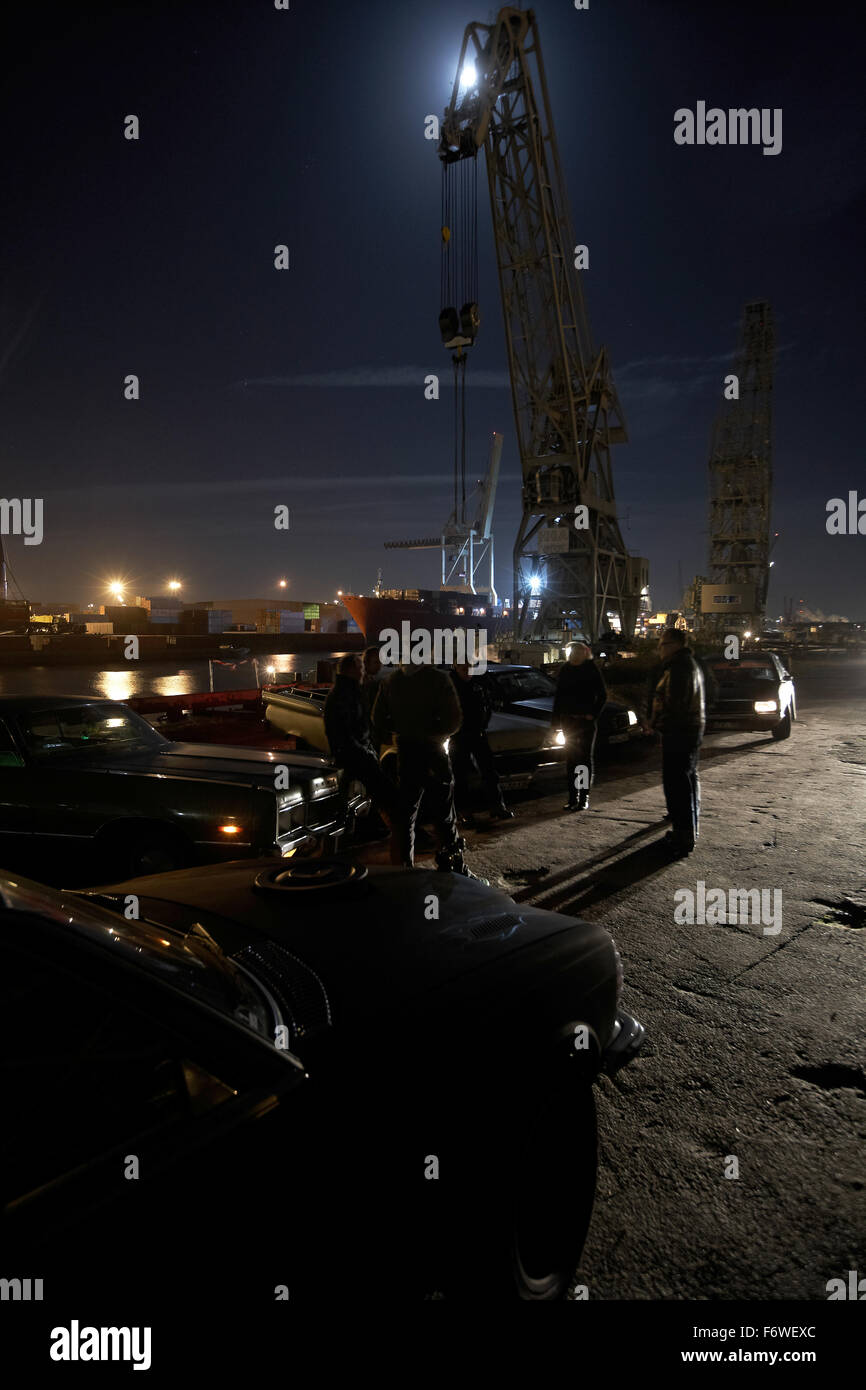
[
  {"xmin": 432, "ymin": 1081, "xmax": 598, "ymax": 1300},
  {"xmin": 771, "ymin": 709, "xmax": 792, "ymax": 741}
]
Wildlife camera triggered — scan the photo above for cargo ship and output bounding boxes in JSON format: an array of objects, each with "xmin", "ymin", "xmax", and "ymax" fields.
[{"xmin": 340, "ymin": 588, "xmax": 504, "ymax": 643}]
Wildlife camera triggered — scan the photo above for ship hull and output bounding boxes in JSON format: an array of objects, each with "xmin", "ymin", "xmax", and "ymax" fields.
[{"xmin": 341, "ymin": 593, "xmax": 490, "ymax": 643}]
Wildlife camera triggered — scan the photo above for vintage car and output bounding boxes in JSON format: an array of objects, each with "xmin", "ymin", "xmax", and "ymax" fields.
[
  {"xmin": 264, "ymin": 669, "xmax": 568, "ymax": 790},
  {"xmin": 0, "ymin": 695, "xmax": 369, "ymax": 879},
  {"xmin": 74, "ymin": 854, "xmax": 645, "ymax": 1300},
  {"xmin": 703, "ymin": 650, "xmax": 797, "ymax": 740},
  {"xmin": 477, "ymin": 664, "xmax": 646, "ymax": 752}
]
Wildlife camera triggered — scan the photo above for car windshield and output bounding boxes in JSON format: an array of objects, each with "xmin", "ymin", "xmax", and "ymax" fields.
[
  {"xmin": 494, "ymin": 671, "xmax": 556, "ymax": 700},
  {"xmin": 710, "ymin": 663, "xmax": 776, "ymax": 682},
  {"xmin": 16, "ymin": 703, "xmax": 167, "ymax": 762}
]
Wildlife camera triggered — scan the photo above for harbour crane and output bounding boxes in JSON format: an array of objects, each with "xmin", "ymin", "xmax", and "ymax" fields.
[
  {"xmin": 384, "ymin": 429, "xmax": 502, "ymax": 601},
  {"xmin": 437, "ymin": 6, "xmax": 646, "ymax": 642},
  {"xmin": 703, "ymin": 302, "xmax": 775, "ymax": 633}
]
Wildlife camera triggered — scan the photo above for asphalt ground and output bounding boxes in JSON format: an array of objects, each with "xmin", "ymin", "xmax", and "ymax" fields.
[{"xmin": 364, "ymin": 655, "xmax": 866, "ymax": 1300}]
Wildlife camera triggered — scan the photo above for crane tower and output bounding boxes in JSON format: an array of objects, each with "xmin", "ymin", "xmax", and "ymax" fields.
[
  {"xmin": 704, "ymin": 301, "xmax": 775, "ymax": 631},
  {"xmin": 438, "ymin": 6, "xmax": 646, "ymax": 642}
]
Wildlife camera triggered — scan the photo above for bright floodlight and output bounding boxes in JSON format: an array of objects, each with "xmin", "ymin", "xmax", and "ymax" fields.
[
  {"xmin": 529, "ymin": 574, "xmax": 542, "ymax": 593},
  {"xmin": 168, "ymin": 579, "xmax": 181, "ymax": 591},
  {"xmin": 460, "ymin": 60, "xmax": 477, "ymax": 90}
]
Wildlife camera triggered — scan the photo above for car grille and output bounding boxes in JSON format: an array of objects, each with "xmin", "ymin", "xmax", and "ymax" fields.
[
  {"xmin": 278, "ymin": 804, "xmax": 306, "ymax": 836},
  {"xmin": 714, "ymin": 698, "xmax": 756, "ymax": 716},
  {"xmin": 307, "ymin": 793, "xmax": 342, "ymax": 829},
  {"xmin": 233, "ymin": 941, "xmax": 332, "ymax": 1043}
]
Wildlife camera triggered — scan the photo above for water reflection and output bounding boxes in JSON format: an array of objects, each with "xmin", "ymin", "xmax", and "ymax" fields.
[
  {"xmin": 0, "ymin": 651, "xmax": 345, "ymax": 700},
  {"xmin": 98, "ymin": 669, "xmax": 137, "ymax": 701}
]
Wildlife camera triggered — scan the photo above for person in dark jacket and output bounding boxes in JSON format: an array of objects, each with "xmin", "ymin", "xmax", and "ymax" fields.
[
  {"xmin": 449, "ymin": 664, "xmax": 513, "ymax": 823},
  {"xmin": 361, "ymin": 645, "xmax": 391, "ymax": 722},
  {"xmin": 372, "ymin": 660, "xmax": 482, "ymax": 877},
  {"xmin": 323, "ymin": 654, "xmax": 397, "ymax": 836},
  {"xmin": 553, "ymin": 640, "xmax": 607, "ymax": 810},
  {"xmin": 650, "ymin": 629, "xmax": 705, "ymax": 856}
]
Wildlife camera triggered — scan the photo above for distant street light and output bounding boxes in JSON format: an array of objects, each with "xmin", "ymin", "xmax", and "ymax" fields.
[
  {"xmin": 167, "ymin": 579, "xmax": 182, "ymax": 592},
  {"xmin": 278, "ymin": 579, "xmax": 288, "ymax": 590}
]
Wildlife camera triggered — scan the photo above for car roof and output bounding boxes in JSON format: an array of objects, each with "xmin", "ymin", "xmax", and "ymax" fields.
[{"xmin": 0, "ymin": 695, "xmax": 116, "ymax": 712}]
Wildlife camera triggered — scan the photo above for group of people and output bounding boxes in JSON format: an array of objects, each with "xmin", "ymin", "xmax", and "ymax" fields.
[
  {"xmin": 323, "ymin": 646, "xmax": 509, "ymax": 878},
  {"xmin": 323, "ymin": 626, "xmax": 708, "ymax": 876}
]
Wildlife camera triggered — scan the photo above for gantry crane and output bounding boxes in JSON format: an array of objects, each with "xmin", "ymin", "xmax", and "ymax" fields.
[
  {"xmin": 437, "ymin": 6, "xmax": 646, "ymax": 642},
  {"xmin": 385, "ymin": 430, "xmax": 502, "ymax": 601},
  {"xmin": 703, "ymin": 301, "xmax": 775, "ymax": 632}
]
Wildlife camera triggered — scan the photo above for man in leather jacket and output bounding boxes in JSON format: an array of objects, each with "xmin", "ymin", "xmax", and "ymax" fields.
[
  {"xmin": 372, "ymin": 660, "xmax": 482, "ymax": 877},
  {"xmin": 650, "ymin": 629, "xmax": 705, "ymax": 856}
]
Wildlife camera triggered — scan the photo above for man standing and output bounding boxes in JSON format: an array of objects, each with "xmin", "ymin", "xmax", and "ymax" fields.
[
  {"xmin": 372, "ymin": 658, "xmax": 481, "ymax": 876},
  {"xmin": 650, "ymin": 629, "xmax": 705, "ymax": 857},
  {"xmin": 553, "ymin": 639, "xmax": 607, "ymax": 811},
  {"xmin": 449, "ymin": 663, "xmax": 513, "ymax": 823},
  {"xmin": 361, "ymin": 645, "xmax": 390, "ymax": 722},
  {"xmin": 323, "ymin": 653, "xmax": 397, "ymax": 840}
]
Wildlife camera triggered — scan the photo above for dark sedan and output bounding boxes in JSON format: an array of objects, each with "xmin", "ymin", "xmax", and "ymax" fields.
[
  {"xmin": 704, "ymin": 650, "xmax": 797, "ymax": 740},
  {"xmin": 480, "ymin": 664, "xmax": 647, "ymax": 752},
  {"xmin": 78, "ymin": 854, "xmax": 645, "ymax": 1300},
  {"xmin": 0, "ymin": 695, "xmax": 369, "ymax": 879}
]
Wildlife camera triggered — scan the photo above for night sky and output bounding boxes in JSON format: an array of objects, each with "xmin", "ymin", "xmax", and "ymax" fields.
[{"xmin": 1, "ymin": 0, "xmax": 863, "ymax": 617}]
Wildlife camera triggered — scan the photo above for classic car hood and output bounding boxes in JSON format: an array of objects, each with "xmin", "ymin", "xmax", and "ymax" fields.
[
  {"xmin": 81, "ymin": 741, "xmax": 331, "ymax": 790},
  {"xmin": 85, "ymin": 860, "xmax": 616, "ymax": 1031}
]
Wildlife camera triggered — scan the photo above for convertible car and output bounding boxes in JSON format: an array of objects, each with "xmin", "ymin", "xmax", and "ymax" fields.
[
  {"xmin": 263, "ymin": 663, "xmax": 644, "ymax": 791},
  {"xmin": 0, "ymin": 695, "xmax": 368, "ymax": 879},
  {"xmin": 58, "ymin": 853, "xmax": 645, "ymax": 1300}
]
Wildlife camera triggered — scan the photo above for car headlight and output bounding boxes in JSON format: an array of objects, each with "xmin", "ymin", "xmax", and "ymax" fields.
[
  {"xmin": 754, "ymin": 700, "xmax": 778, "ymax": 713},
  {"xmin": 554, "ymin": 729, "xmax": 566, "ymax": 746},
  {"xmin": 627, "ymin": 710, "xmax": 638, "ymax": 726}
]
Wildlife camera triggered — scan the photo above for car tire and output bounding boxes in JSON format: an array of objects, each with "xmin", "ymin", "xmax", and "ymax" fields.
[
  {"xmin": 771, "ymin": 709, "xmax": 792, "ymax": 741},
  {"xmin": 431, "ymin": 1080, "xmax": 598, "ymax": 1300}
]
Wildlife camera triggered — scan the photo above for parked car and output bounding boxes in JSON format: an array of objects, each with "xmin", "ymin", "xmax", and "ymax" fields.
[
  {"xmin": 1, "ymin": 870, "xmax": 311, "ymax": 1306},
  {"xmin": 78, "ymin": 853, "xmax": 646, "ymax": 1299},
  {"xmin": 0, "ymin": 696, "xmax": 369, "ymax": 879},
  {"xmin": 703, "ymin": 650, "xmax": 797, "ymax": 740},
  {"xmin": 479, "ymin": 664, "xmax": 647, "ymax": 752}
]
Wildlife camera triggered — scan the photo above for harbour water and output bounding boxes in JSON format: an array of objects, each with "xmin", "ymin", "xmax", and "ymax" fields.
[{"xmin": 0, "ymin": 651, "xmax": 348, "ymax": 701}]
